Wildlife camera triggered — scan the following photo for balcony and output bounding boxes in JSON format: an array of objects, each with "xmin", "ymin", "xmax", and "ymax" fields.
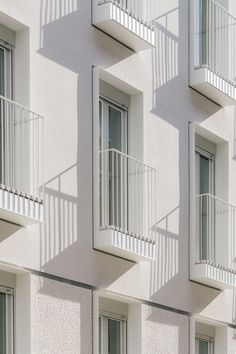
[
  {"xmin": 0, "ymin": 95, "xmax": 44, "ymax": 226},
  {"xmin": 92, "ymin": 0, "xmax": 155, "ymax": 51},
  {"xmin": 191, "ymin": 194, "xmax": 236, "ymax": 289},
  {"xmin": 190, "ymin": 0, "xmax": 236, "ymax": 105},
  {"xmin": 94, "ymin": 149, "xmax": 156, "ymax": 261}
]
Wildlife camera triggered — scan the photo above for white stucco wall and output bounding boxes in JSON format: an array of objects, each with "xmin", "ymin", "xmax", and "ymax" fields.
[
  {"xmin": 141, "ymin": 305, "xmax": 189, "ymax": 354},
  {"xmin": 31, "ymin": 274, "xmax": 92, "ymax": 354}
]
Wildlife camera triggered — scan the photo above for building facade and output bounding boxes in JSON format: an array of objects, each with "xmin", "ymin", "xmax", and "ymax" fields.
[{"xmin": 0, "ymin": 0, "xmax": 235, "ymax": 353}]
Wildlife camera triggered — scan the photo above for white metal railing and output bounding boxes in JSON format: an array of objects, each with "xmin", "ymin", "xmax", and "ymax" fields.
[
  {"xmin": 99, "ymin": 149, "xmax": 157, "ymax": 244},
  {"xmin": 98, "ymin": 0, "xmax": 155, "ymax": 30},
  {"xmin": 195, "ymin": 0, "xmax": 236, "ymax": 94},
  {"xmin": 0, "ymin": 95, "xmax": 44, "ymax": 202},
  {"xmin": 196, "ymin": 194, "xmax": 236, "ymax": 271}
]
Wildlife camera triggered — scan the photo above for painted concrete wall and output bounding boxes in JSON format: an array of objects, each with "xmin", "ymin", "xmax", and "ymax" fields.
[
  {"xmin": 0, "ymin": 0, "xmax": 235, "ymax": 330},
  {"xmin": 31, "ymin": 274, "xmax": 92, "ymax": 354},
  {"xmin": 141, "ymin": 305, "xmax": 189, "ymax": 354}
]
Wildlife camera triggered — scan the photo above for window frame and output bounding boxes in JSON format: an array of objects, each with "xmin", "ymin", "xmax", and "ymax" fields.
[
  {"xmin": 0, "ymin": 286, "xmax": 14, "ymax": 354},
  {"xmin": 195, "ymin": 335, "xmax": 214, "ymax": 354},
  {"xmin": 0, "ymin": 39, "xmax": 13, "ymax": 99},
  {"xmin": 99, "ymin": 96, "xmax": 128, "ymax": 154},
  {"xmin": 99, "ymin": 311, "xmax": 127, "ymax": 354}
]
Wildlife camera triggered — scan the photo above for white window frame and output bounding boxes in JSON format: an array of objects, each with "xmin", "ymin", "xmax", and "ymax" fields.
[
  {"xmin": 0, "ymin": 286, "xmax": 14, "ymax": 354},
  {"xmin": 99, "ymin": 311, "xmax": 127, "ymax": 354},
  {"xmin": 195, "ymin": 335, "xmax": 214, "ymax": 354},
  {"xmin": 99, "ymin": 96, "xmax": 128, "ymax": 154},
  {"xmin": 0, "ymin": 39, "xmax": 13, "ymax": 99}
]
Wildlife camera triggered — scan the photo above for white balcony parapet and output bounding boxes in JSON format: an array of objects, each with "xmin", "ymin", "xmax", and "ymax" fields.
[
  {"xmin": 95, "ymin": 149, "xmax": 156, "ymax": 261},
  {"xmin": 190, "ymin": 0, "xmax": 236, "ymax": 105},
  {"xmin": 92, "ymin": 0, "xmax": 156, "ymax": 51},
  {"xmin": 0, "ymin": 95, "xmax": 44, "ymax": 225},
  {"xmin": 192, "ymin": 194, "xmax": 236, "ymax": 288}
]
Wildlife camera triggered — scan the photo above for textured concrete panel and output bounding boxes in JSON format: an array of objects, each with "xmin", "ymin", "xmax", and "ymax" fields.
[
  {"xmin": 31, "ymin": 274, "xmax": 92, "ymax": 354},
  {"xmin": 142, "ymin": 305, "xmax": 189, "ymax": 354}
]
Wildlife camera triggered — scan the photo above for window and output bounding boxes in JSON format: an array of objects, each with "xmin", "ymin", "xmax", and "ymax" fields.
[
  {"xmin": 99, "ymin": 97, "xmax": 128, "ymax": 230},
  {"xmin": 195, "ymin": 140, "xmax": 215, "ymax": 262},
  {"xmin": 195, "ymin": 337, "xmax": 214, "ymax": 354},
  {"xmin": 0, "ymin": 42, "xmax": 12, "ymax": 98},
  {"xmin": 0, "ymin": 41, "xmax": 13, "ymax": 187},
  {"xmin": 0, "ymin": 287, "xmax": 14, "ymax": 354},
  {"xmin": 194, "ymin": 0, "xmax": 207, "ymax": 67},
  {"xmin": 99, "ymin": 312, "xmax": 126, "ymax": 354}
]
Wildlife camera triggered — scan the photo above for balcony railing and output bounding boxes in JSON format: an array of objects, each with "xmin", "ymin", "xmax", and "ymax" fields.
[
  {"xmin": 98, "ymin": 0, "xmax": 155, "ymax": 36},
  {"xmin": 99, "ymin": 149, "xmax": 157, "ymax": 245},
  {"xmin": 195, "ymin": 194, "xmax": 236, "ymax": 272},
  {"xmin": 195, "ymin": 0, "xmax": 236, "ymax": 98},
  {"xmin": 0, "ymin": 95, "xmax": 44, "ymax": 223}
]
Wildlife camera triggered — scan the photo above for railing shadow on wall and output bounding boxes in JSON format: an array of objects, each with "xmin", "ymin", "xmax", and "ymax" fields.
[
  {"xmin": 40, "ymin": 164, "xmax": 78, "ymax": 268},
  {"xmin": 150, "ymin": 206, "xmax": 179, "ymax": 295},
  {"xmin": 40, "ymin": 0, "xmax": 79, "ymax": 48}
]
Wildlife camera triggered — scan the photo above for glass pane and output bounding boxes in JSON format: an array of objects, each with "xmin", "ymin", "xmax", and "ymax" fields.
[
  {"xmin": 200, "ymin": 155, "xmax": 209, "ymax": 194},
  {"xmin": 0, "ymin": 48, "xmax": 4, "ymax": 96},
  {"xmin": 199, "ymin": 340, "xmax": 209, "ymax": 354},
  {"xmin": 0, "ymin": 293, "xmax": 6, "ymax": 354},
  {"xmin": 200, "ymin": 155, "xmax": 210, "ymax": 260},
  {"xmin": 109, "ymin": 107, "xmax": 122, "ymax": 151},
  {"xmin": 108, "ymin": 319, "xmax": 121, "ymax": 354}
]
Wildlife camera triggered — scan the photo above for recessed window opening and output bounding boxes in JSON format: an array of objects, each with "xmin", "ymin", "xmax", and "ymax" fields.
[
  {"xmin": 195, "ymin": 335, "xmax": 214, "ymax": 354},
  {"xmin": 0, "ymin": 40, "xmax": 13, "ymax": 99},
  {"xmin": 99, "ymin": 96, "xmax": 128, "ymax": 231},
  {"xmin": 0, "ymin": 287, "xmax": 14, "ymax": 354},
  {"xmin": 99, "ymin": 311, "xmax": 127, "ymax": 354},
  {"xmin": 195, "ymin": 144, "xmax": 215, "ymax": 263}
]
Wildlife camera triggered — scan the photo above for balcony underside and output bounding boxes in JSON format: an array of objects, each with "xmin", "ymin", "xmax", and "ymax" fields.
[
  {"xmin": 191, "ymin": 262, "xmax": 236, "ymax": 289},
  {"xmin": 94, "ymin": 228, "xmax": 155, "ymax": 262},
  {"xmin": 0, "ymin": 188, "xmax": 44, "ymax": 226},
  {"xmin": 190, "ymin": 67, "xmax": 236, "ymax": 106},
  {"xmin": 93, "ymin": 2, "xmax": 155, "ymax": 51}
]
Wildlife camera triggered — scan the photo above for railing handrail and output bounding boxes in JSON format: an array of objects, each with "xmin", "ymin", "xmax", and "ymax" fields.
[
  {"xmin": 195, "ymin": 193, "xmax": 236, "ymax": 210},
  {"xmin": 99, "ymin": 148, "xmax": 156, "ymax": 171},
  {"xmin": 210, "ymin": 0, "xmax": 236, "ymax": 23},
  {"xmin": 0, "ymin": 95, "xmax": 44, "ymax": 120}
]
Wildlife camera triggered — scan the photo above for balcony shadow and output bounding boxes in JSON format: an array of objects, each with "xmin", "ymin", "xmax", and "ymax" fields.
[
  {"xmin": 150, "ymin": 207, "xmax": 180, "ymax": 295},
  {"xmin": 38, "ymin": 0, "xmax": 133, "ymax": 71}
]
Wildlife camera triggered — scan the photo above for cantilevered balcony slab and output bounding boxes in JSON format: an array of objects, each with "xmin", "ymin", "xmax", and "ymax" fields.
[
  {"xmin": 191, "ymin": 262, "xmax": 236, "ymax": 290},
  {"xmin": 92, "ymin": 1, "xmax": 155, "ymax": 51},
  {"xmin": 95, "ymin": 229, "xmax": 155, "ymax": 261},
  {"xmin": 0, "ymin": 186, "xmax": 44, "ymax": 226},
  {"xmin": 190, "ymin": 67, "xmax": 236, "ymax": 106}
]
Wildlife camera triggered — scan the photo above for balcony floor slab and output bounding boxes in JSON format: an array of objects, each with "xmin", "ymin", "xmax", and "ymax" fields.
[
  {"xmin": 94, "ymin": 228, "xmax": 155, "ymax": 262},
  {"xmin": 191, "ymin": 262, "xmax": 236, "ymax": 290},
  {"xmin": 93, "ymin": 2, "xmax": 155, "ymax": 51},
  {"xmin": 190, "ymin": 67, "xmax": 236, "ymax": 106},
  {"xmin": 0, "ymin": 188, "xmax": 44, "ymax": 226}
]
